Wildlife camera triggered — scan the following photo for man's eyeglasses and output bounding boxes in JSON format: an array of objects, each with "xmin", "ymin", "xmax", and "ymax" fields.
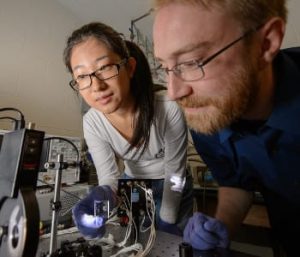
[
  {"xmin": 159, "ymin": 27, "xmax": 260, "ymax": 82},
  {"xmin": 69, "ymin": 59, "xmax": 127, "ymax": 91}
]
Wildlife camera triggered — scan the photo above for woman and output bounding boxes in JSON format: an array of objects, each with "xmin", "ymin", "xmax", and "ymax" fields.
[{"xmin": 63, "ymin": 22, "xmax": 193, "ymax": 238}]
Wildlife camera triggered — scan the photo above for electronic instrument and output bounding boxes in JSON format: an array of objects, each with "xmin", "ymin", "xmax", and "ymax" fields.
[{"xmin": 0, "ymin": 128, "xmax": 44, "ymax": 257}]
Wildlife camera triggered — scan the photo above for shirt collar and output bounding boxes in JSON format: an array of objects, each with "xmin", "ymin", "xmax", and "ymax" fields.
[
  {"xmin": 219, "ymin": 48, "xmax": 300, "ymax": 143},
  {"xmin": 219, "ymin": 128, "xmax": 232, "ymax": 143}
]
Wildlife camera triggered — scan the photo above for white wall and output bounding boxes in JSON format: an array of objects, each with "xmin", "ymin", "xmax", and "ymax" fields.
[
  {"xmin": 282, "ymin": 0, "xmax": 300, "ymax": 48},
  {"xmin": 0, "ymin": 0, "xmax": 83, "ymax": 137}
]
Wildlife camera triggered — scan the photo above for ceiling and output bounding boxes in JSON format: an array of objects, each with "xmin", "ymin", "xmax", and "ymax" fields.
[
  {"xmin": 54, "ymin": 0, "xmax": 300, "ymax": 49},
  {"xmin": 55, "ymin": 0, "xmax": 154, "ymax": 40}
]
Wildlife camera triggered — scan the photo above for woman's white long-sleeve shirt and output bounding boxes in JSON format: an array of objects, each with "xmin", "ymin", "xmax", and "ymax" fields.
[{"xmin": 83, "ymin": 94, "xmax": 188, "ymax": 223}]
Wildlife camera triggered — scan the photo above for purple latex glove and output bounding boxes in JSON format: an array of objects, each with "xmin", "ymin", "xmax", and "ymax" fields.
[
  {"xmin": 72, "ymin": 185, "xmax": 116, "ymax": 238},
  {"xmin": 183, "ymin": 212, "xmax": 229, "ymax": 250}
]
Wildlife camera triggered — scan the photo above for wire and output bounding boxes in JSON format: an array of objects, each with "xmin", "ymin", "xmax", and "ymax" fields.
[
  {"xmin": 0, "ymin": 116, "xmax": 18, "ymax": 122},
  {"xmin": 137, "ymin": 186, "xmax": 155, "ymax": 232},
  {"xmin": 43, "ymin": 136, "xmax": 80, "ymax": 162},
  {"xmin": 130, "ymin": 187, "xmax": 138, "ymax": 244},
  {"xmin": 105, "ymin": 209, "xmax": 120, "ymax": 226},
  {"xmin": 110, "ymin": 243, "xmax": 143, "ymax": 257},
  {"xmin": 135, "ymin": 185, "xmax": 156, "ymax": 256},
  {"xmin": 116, "ymin": 192, "xmax": 135, "ymax": 247},
  {"xmin": 0, "ymin": 107, "xmax": 25, "ymax": 129},
  {"xmin": 90, "ymin": 183, "xmax": 156, "ymax": 257},
  {"xmin": 0, "ymin": 116, "xmax": 18, "ymax": 130},
  {"xmin": 109, "ymin": 185, "xmax": 156, "ymax": 257}
]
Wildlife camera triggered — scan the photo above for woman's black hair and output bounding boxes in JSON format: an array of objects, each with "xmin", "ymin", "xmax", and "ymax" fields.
[
  {"xmin": 124, "ymin": 40, "xmax": 155, "ymax": 156},
  {"xmin": 63, "ymin": 22, "xmax": 154, "ymax": 157}
]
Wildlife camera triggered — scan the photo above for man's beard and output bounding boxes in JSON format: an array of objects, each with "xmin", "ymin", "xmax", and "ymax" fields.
[{"xmin": 177, "ymin": 60, "xmax": 259, "ymax": 135}]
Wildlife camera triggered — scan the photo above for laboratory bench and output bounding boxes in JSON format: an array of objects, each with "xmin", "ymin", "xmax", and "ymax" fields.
[{"xmin": 37, "ymin": 225, "xmax": 265, "ymax": 257}]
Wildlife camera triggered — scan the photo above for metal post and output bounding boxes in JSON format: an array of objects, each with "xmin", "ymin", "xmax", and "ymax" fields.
[{"xmin": 49, "ymin": 154, "xmax": 63, "ymax": 255}]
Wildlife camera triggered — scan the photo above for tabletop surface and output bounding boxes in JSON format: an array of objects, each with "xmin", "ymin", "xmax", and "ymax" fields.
[{"xmin": 37, "ymin": 226, "xmax": 260, "ymax": 257}]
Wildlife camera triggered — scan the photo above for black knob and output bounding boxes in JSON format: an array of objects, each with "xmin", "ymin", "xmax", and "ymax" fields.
[{"xmin": 179, "ymin": 242, "xmax": 193, "ymax": 257}]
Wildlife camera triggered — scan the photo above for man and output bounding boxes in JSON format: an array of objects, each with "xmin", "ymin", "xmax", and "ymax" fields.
[{"xmin": 153, "ymin": 0, "xmax": 300, "ymax": 256}]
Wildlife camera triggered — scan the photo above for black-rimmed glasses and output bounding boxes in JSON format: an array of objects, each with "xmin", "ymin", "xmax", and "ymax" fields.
[
  {"xmin": 159, "ymin": 27, "xmax": 260, "ymax": 82},
  {"xmin": 69, "ymin": 59, "xmax": 127, "ymax": 91}
]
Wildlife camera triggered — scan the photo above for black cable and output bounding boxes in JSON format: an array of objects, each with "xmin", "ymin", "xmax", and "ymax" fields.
[
  {"xmin": 40, "ymin": 137, "xmax": 81, "ymax": 198},
  {"xmin": 0, "ymin": 116, "xmax": 18, "ymax": 122},
  {"xmin": 0, "ymin": 107, "xmax": 25, "ymax": 129},
  {"xmin": 0, "ymin": 116, "xmax": 22, "ymax": 131},
  {"xmin": 44, "ymin": 136, "xmax": 80, "ymax": 163},
  {"xmin": 39, "ymin": 136, "xmax": 81, "ymax": 188}
]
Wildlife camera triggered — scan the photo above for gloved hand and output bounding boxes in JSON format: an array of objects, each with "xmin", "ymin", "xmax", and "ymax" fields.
[
  {"xmin": 183, "ymin": 212, "xmax": 229, "ymax": 250},
  {"xmin": 156, "ymin": 218, "xmax": 182, "ymax": 236},
  {"xmin": 72, "ymin": 185, "xmax": 116, "ymax": 238}
]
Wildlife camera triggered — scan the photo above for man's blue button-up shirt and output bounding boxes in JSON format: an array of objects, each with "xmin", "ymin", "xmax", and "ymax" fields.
[{"xmin": 191, "ymin": 48, "xmax": 300, "ymax": 208}]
